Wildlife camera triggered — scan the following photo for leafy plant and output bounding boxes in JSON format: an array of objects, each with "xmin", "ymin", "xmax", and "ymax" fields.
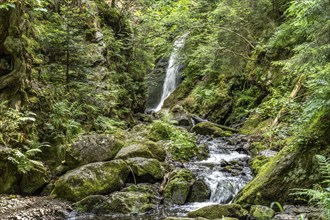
[{"xmin": 291, "ymin": 155, "xmax": 330, "ymax": 219}]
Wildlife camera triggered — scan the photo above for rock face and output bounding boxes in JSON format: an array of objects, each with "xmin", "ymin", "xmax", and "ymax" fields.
[
  {"xmin": 126, "ymin": 157, "xmax": 165, "ymax": 183},
  {"xmin": 115, "ymin": 144, "xmax": 155, "ymax": 160},
  {"xmin": 0, "ymin": 147, "xmax": 19, "ymax": 194},
  {"xmin": 52, "ymin": 160, "xmax": 129, "ymax": 201},
  {"xmin": 192, "ymin": 121, "xmax": 232, "ymax": 137},
  {"xmin": 164, "ymin": 169, "xmax": 195, "ymax": 205},
  {"xmin": 66, "ymin": 134, "xmax": 124, "ymax": 167},
  {"xmin": 250, "ymin": 205, "xmax": 275, "ymax": 220},
  {"xmin": 73, "ymin": 184, "xmax": 161, "ymax": 215},
  {"xmin": 187, "ymin": 204, "xmax": 248, "ymax": 219}
]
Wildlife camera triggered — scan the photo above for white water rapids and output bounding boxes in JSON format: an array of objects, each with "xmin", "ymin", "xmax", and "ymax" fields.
[{"xmin": 153, "ymin": 33, "xmax": 188, "ymax": 112}]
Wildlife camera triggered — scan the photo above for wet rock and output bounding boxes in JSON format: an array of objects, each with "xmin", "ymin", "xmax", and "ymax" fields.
[
  {"xmin": 164, "ymin": 169, "xmax": 195, "ymax": 205},
  {"xmin": 52, "ymin": 160, "xmax": 129, "ymax": 201},
  {"xmin": 192, "ymin": 122, "xmax": 232, "ymax": 137},
  {"xmin": 0, "ymin": 147, "xmax": 20, "ymax": 194},
  {"xmin": 115, "ymin": 144, "xmax": 155, "ymax": 160},
  {"xmin": 188, "ymin": 204, "xmax": 248, "ymax": 219},
  {"xmin": 73, "ymin": 195, "xmax": 108, "ymax": 212},
  {"xmin": 126, "ymin": 157, "xmax": 165, "ymax": 183},
  {"xmin": 187, "ymin": 180, "xmax": 211, "ymax": 202},
  {"xmin": 250, "ymin": 205, "xmax": 275, "ymax": 220},
  {"xmin": 66, "ymin": 134, "xmax": 124, "ymax": 167}
]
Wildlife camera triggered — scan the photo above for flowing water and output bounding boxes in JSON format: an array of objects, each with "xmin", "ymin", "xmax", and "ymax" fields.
[
  {"xmin": 152, "ymin": 33, "xmax": 188, "ymax": 112},
  {"xmin": 165, "ymin": 134, "xmax": 253, "ymax": 216}
]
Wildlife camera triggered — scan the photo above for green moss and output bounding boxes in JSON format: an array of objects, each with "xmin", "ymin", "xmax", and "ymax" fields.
[
  {"xmin": 250, "ymin": 205, "xmax": 275, "ymax": 220},
  {"xmin": 52, "ymin": 160, "xmax": 129, "ymax": 201},
  {"xmin": 187, "ymin": 204, "xmax": 248, "ymax": 219},
  {"xmin": 192, "ymin": 121, "xmax": 232, "ymax": 137},
  {"xmin": 250, "ymin": 155, "xmax": 270, "ymax": 175},
  {"xmin": 164, "ymin": 169, "xmax": 195, "ymax": 205}
]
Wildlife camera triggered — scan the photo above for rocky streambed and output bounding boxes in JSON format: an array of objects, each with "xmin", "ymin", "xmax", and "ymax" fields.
[{"xmin": 0, "ymin": 119, "xmax": 324, "ymax": 220}]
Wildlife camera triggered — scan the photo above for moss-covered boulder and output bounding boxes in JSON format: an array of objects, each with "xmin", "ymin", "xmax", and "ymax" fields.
[
  {"xmin": 192, "ymin": 122, "xmax": 232, "ymax": 137},
  {"xmin": 249, "ymin": 155, "xmax": 270, "ymax": 175},
  {"xmin": 126, "ymin": 157, "xmax": 165, "ymax": 183},
  {"xmin": 235, "ymin": 111, "xmax": 330, "ymax": 207},
  {"xmin": 187, "ymin": 180, "xmax": 211, "ymax": 203},
  {"xmin": 249, "ymin": 205, "xmax": 275, "ymax": 220},
  {"xmin": 21, "ymin": 168, "xmax": 50, "ymax": 194},
  {"xmin": 115, "ymin": 144, "xmax": 155, "ymax": 160},
  {"xmin": 66, "ymin": 134, "xmax": 124, "ymax": 167},
  {"xmin": 143, "ymin": 141, "xmax": 166, "ymax": 162},
  {"xmin": 164, "ymin": 169, "xmax": 195, "ymax": 205},
  {"xmin": 73, "ymin": 184, "xmax": 161, "ymax": 214},
  {"xmin": 0, "ymin": 147, "xmax": 20, "ymax": 193},
  {"xmin": 165, "ymin": 218, "xmax": 237, "ymax": 220},
  {"xmin": 52, "ymin": 160, "xmax": 129, "ymax": 201},
  {"xmin": 187, "ymin": 204, "xmax": 248, "ymax": 219}
]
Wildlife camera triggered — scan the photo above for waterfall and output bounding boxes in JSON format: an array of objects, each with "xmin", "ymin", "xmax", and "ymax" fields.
[{"xmin": 153, "ymin": 33, "xmax": 188, "ymax": 112}]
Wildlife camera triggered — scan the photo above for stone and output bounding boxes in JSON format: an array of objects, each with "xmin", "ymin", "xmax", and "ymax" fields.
[
  {"xmin": 115, "ymin": 144, "xmax": 155, "ymax": 160},
  {"xmin": 250, "ymin": 205, "xmax": 275, "ymax": 220},
  {"xmin": 192, "ymin": 122, "xmax": 232, "ymax": 137},
  {"xmin": 164, "ymin": 169, "xmax": 195, "ymax": 205},
  {"xmin": 187, "ymin": 180, "xmax": 211, "ymax": 202},
  {"xmin": 66, "ymin": 134, "xmax": 124, "ymax": 167},
  {"xmin": 74, "ymin": 184, "xmax": 161, "ymax": 215},
  {"xmin": 188, "ymin": 204, "xmax": 248, "ymax": 219},
  {"xmin": 126, "ymin": 157, "xmax": 165, "ymax": 183},
  {"xmin": 21, "ymin": 168, "xmax": 50, "ymax": 194},
  {"xmin": 52, "ymin": 160, "xmax": 129, "ymax": 201},
  {"xmin": 144, "ymin": 140, "xmax": 166, "ymax": 162},
  {"xmin": 0, "ymin": 147, "xmax": 20, "ymax": 194}
]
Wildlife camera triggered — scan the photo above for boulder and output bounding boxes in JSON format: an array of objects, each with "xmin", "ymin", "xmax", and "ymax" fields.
[
  {"xmin": 52, "ymin": 160, "xmax": 129, "ymax": 201},
  {"xmin": 126, "ymin": 157, "xmax": 165, "ymax": 183},
  {"xmin": 66, "ymin": 134, "xmax": 124, "ymax": 167},
  {"xmin": 164, "ymin": 169, "xmax": 195, "ymax": 205},
  {"xmin": 187, "ymin": 204, "xmax": 248, "ymax": 219},
  {"xmin": 192, "ymin": 122, "xmax": 232, "ymax": 137},
  {"xmin": 144, "ymin": 141, "xmax": 166, "ymax": 162},
  {"xmin": 187, "ymin": 180, "xmax": 211, "ymax": 202},
  {"xmin": 21, "ymin": 168, "xmax": 50, "ymax": 194},
  {"xmin": 250, "ymin": 205, "xmax": 275, "ymax": 220},
  {"xmin": 73, "ymin": 184, "xmax": 161, "ymax": 214},
  {"xmin": 115, "ymin": 144, "xmax": 155, "ymax": 160},
  {"xmin": 0, "ymin": 147, "xmax": 20, "ymax": 193}
]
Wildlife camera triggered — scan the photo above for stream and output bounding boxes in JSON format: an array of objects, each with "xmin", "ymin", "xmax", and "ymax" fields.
[{"xmin": 66, "ymin": 134, "xmax": 253, "ymax": 220}]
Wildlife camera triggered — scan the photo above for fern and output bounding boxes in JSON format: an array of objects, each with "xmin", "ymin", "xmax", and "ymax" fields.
[{"xmin": 291, "ymin": 155, "xmax": 330, "ymax": 219}]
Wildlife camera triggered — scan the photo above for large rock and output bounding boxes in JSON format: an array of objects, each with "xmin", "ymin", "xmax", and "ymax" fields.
[
  {"xmin": 115, "ymin": 144, "xmax": 155, "ymax": 160},
  {"xmin": 192, "ymin": 122, "xmax": 232, "ymax": 137},
  {"xmin": 0, "ymin": 147, "xmax": 20, "ymax": 193},
  {"xmin": 52, "ymin": 160, "xmax": 129, "ymax": 201},
  {"xmin": 250, "ymin": 205, "xmax": 275, "ymax": 220},
  {"xmin": 21, "ymin": 169, "xmax": 50, "ymax": 194},
  {"xmin": 235, "ymin": 111, "xmax": 330, "ymax": 207},
  {"xmin": 126, "ymin": 157, "xmax": 165, "ymax": 183},
  {"xmin": 143, "ymin": 141, "xmax": 166, "ymax": 162},
  {"xmin": 188, "ymin": 204, "xmax": 248, "ymax": 219},
  {"xmin": 66, "ymin": 134, "xmax": 124, "ymax": 167},
  {"xmin": 164, "ymin": 169, "xmax": 195, "ymax": 205},
  {"xmin": 73, "ymin": 184, "xmax": 161, "ymax": 214},
  {"xmin": 187, "ymin": 180, "xmax": 211, "ymax": 203}
]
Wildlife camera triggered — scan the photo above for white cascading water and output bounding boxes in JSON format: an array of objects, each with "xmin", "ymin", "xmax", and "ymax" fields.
[{"xmin": 153, "ymin": 33, "xmax": 188, "ymax": 112}]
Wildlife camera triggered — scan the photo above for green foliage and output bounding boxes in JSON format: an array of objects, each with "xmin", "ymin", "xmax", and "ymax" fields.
[
  {"xmin": 291, "ymin": 155, "xmax": 330, "ymax": 219},
  {"xmin": 149, "ymin": 118, "xmax": 197, "ymax": 161}
]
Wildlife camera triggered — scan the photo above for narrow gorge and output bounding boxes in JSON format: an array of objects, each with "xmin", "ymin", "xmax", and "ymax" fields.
[{"xmin": 0, "ymin": 0, "xmax": 329, "ymax": 220}]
